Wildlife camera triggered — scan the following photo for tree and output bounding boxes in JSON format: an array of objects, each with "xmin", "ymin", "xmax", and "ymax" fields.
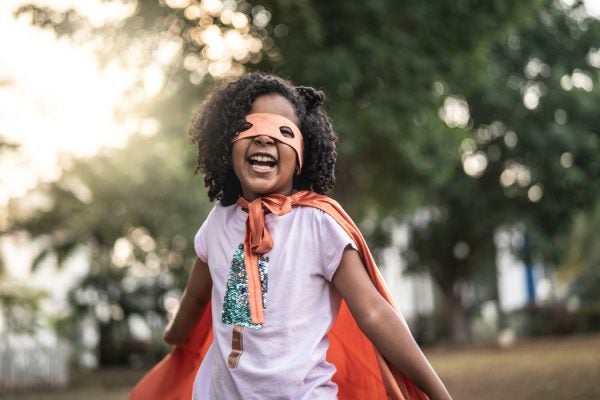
[
  {"xmin": 8, "ymin": 133, "xmax": 211, "ymax": 364},
  {"xmin": 566, "ymin": 205, "xmax": 600, "ymax": 309},
  {"xmin": 12, "ymin": 0, "xmax": 600, "ymax": 346},
  {"xmin": 406, "ymin": 0, "xmax": 600, "ymax": 341},
  {"xmin": 0, "ymin": 282, "xmax": 47, "ymax": 341}
]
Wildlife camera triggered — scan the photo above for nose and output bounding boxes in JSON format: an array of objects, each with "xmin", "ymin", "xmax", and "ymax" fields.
[{"xmin": 253, "ymin": 135, "xmax": 275, "ymax": 146}]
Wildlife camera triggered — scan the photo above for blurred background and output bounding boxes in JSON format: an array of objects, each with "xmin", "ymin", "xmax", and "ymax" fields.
[{"xmin": 1, "ymin": 0, "xmax": 599, "ymax": 399}]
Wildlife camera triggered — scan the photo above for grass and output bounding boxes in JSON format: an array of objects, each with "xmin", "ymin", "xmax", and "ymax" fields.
[
  {"xmin": 3, "ymin": 333, "xmax": 600, "ymax": 399},
  {"xmin": 426, "ymin": 333, "xmax": 600, "ymax": 400},
  {"xmin": 1, "ymin": 368, "xmax": 146, "ymax": 400}
]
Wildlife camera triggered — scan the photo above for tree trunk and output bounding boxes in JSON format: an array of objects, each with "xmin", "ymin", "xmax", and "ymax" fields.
[{"xmin": 443, "ymin": 287, "xmax": 470, "ymax": 345}]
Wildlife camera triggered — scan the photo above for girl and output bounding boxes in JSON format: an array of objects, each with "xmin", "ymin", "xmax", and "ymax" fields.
[{"xmin": 130, "ymin": 73, "xmax": 451, "ymax": 400}]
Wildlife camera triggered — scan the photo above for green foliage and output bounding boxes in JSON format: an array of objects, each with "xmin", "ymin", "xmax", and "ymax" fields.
[
  {"xmin": 11, "ymin": 133, "xmax": 208, "ymax": 260},
  {"xmin": 402, "ymin": 0, "xmax": 600, "ymax": 340},
  {"xmin": 11, "ymin": 0, "xmax": 600, "ymax": 347},
  {"xmin": 8, "ymin": 132, "xmax": 210, "ymax": 363},
  {"xmin": 254, "ymin": 0, "xmax": 546, "ymax": 215},
  {"xmin": 0, "ymin": 282, "xmax": 48, "ymax": 336},
  {"xmin": 0, "ymin": 135, "xmax": 18, "ymax": 152},
  {"xmin": 465, "ymin": 1, "xmax": 600, "ymax": 267},
  {"xmin": 567, "ymin": 205, "xmax": 600, "ymax": 303}
]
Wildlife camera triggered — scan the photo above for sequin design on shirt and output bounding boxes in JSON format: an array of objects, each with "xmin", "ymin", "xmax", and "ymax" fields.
[{"xmin": 222, "ymin": 244, "xmax": 269, "ymax": 329}]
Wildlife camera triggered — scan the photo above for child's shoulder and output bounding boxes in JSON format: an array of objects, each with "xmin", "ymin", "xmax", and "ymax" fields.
[
  {"xmin": 200, "ymin": 201, "xmax": 244, "ymax": 225},
  {"xmin": 292, "ymin": 193, "xmax": 349, "ymax": 222},
  {"xmin": 292, "ymin": 200, "xmax": 353, "ymax": 235}
]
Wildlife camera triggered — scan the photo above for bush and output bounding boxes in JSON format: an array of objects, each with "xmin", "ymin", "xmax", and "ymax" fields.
[{"xmin": 508, "ymin": 304, "xmax": 579, "ymax": 337}]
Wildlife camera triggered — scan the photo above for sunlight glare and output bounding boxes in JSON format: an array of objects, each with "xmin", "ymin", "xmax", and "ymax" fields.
[
  {"xmin": 584, "ymin": 0, "xmax": 600, "ymax": 17},
  {"xmin": 0, "ymin": 1, "xmax": 143, "ymax": 203},
  {"xmin": 14, "ymin": 0, "xmax": 136, "ymax": 27},
  {"xmin": 231, "ymin": 12, "xmax": 249, "ymax": 29},
  {"xmin": 462, "ymin": 151, "xmax": 488, "ymax": 178},
  {"xmin": 440, "ymin": 96, "xmax": 470, "ymax": 128},
  {"xmin": 500, "ymin": 162, "xmax": 531, "ymax": 188},
  {"xmin": 571, "ymin": 69, "xmax": 594, "ymax": 91},
  {"xmin": 523, "ymin": 83, "xmax": 541, "ymax": 109},
  {"xmin": 587, "ymin": 48, "xmax": 600, "ymax": 68},
  {"xmin": 560, "ymin": 152, "xmax": 574, "ymax": 168},
  {"xmin": 528, "ymin": 184, "xmax": 544, "ymax": 202},
  {"xmin": 202, "ymin": 0, "xmax": 224, "ymax": 16},
  {"xmin": 166, "ymin": 0, "xmax": 191, "ymax": 9}
]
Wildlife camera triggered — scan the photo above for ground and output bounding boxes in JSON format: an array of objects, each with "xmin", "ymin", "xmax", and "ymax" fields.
[
  {"xmin": 3, "ymin": 333, "xmax": 600, "ymax": 400},
  {"xmin": 427, "ymin": 333, "xmax": 600, "ymax": 400}
]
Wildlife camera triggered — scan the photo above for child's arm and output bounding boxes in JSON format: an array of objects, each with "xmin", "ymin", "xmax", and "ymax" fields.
[
  {"xmin": 163, "ymin": 257, "xmax": 212, "ymax": 346},
  {"xmin": 332, "ymin": 247, "xmax": 452, "ymax": 400}
]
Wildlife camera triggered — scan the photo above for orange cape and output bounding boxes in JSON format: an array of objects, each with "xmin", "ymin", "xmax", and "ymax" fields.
[{"xmin": 130, "ymin": 191, "xmax": 428, "ymax": 400}]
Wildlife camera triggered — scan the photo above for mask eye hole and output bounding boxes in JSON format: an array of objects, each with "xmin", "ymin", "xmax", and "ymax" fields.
[
  {"xmin": 234, "ymin": 121, "xmax": 253, "ymax": 137},
  {"xmin": 239, "ymin": 121, "xmax": 253, "ymax": 132},
  {"xmin": 279, "ymin": 126, "xmax": 294, "ymax": 138}
]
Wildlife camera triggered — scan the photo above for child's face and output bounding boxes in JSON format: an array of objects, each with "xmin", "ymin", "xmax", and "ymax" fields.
[{"xmin": 232, "ymin": 94, "xmax": 300, "ymax": 201}]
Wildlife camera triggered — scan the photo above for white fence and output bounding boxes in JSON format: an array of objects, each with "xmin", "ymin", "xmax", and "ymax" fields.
[{"xmin": 0, "ymin": 340, "xmax": 70, "ymax": 393}]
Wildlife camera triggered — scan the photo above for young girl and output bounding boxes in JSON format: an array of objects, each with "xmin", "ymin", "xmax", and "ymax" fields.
[{"xmin": 130, "ymin": 73, "xmax": 451, "ymax": 400}]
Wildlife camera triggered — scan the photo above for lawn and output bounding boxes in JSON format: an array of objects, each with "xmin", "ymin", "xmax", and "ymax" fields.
[
  {"xmin": 427, "ymin": 333, "xmax": 600, "ymax": 400},
  {"xmin": 4, "ymin": 333, "xmax": 600, "ymax": 400}
]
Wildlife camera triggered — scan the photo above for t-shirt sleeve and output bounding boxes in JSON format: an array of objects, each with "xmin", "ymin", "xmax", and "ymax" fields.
[
  {"xmin": 194, "ymin": 206, "xmax": 215, "ymax": 263},
  {"xmin": 321, "ymin": 212, "xmax": 357, "ymax": 281}
]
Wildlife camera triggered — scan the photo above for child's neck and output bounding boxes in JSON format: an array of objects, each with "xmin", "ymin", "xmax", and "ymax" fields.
[{"xmin": 241, "ymin": 188, "xmax": 298, "ymax": 202}]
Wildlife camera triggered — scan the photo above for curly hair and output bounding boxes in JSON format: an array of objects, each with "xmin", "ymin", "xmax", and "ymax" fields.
[{"xmin": 189, "ymin": 72, "xmax": 337, "ymax": 205}]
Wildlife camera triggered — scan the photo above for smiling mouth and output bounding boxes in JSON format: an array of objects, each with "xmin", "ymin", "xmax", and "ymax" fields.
[{"xmin": 248, "ymin": 154, "xmax": 277, "ymax": 170}]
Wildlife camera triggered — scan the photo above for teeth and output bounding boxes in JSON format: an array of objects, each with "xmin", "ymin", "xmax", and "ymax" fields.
[{"xmin": 249, "ymin": 155, "xmax": 276, "ymax": 163}]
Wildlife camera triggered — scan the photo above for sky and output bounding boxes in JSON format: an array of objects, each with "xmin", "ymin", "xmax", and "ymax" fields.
[
  {"xmin": 0, "ymin": 1, "xmax": 144, "ymax": 340},
  {"xmin": 0, "ymin": 0, "xmax": 139, "ymax": 205}
]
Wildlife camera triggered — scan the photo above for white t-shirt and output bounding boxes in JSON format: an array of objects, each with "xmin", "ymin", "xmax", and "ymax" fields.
[{"xmin": 192, "ymin": 202, "xmax": 356, "ymax": 400}]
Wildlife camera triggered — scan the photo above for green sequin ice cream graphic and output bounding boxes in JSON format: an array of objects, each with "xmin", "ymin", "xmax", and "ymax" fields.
[{"xmin": 222, "ymin": 244, "xmax": 269, "ymax": 329}]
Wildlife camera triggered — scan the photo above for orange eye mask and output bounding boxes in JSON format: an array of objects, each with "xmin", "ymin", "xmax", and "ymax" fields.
[{"xmin": 232, "ymin": 113, "xmax": 304, "ymax": 172}]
